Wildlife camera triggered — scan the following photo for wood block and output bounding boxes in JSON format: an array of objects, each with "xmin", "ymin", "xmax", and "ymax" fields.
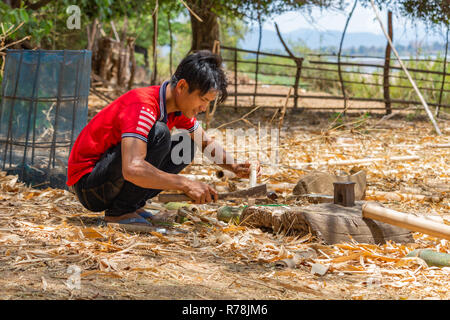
[
  {"xmin": 240, "ymin": 202, "xmax": 414, "ymax": 245},
  {"xmin": 301, "ymin": 202, "xmax": 413, "ymax": 244}
]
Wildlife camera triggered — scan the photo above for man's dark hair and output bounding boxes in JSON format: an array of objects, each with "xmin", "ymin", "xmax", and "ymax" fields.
[{"xmin": 170, "ymin": 50, "xmax": 228, "ymax": 104}]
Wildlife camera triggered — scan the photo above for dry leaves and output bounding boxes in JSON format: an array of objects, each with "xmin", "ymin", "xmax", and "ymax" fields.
[{"xmin": 0, "ymin": 112, "xmax": 449, "ymax": 299}]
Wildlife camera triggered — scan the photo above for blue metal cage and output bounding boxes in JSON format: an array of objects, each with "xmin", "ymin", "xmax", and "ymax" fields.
[{"xmin": 0, "ymin": 49, "xmax": 92, "ymax": 189}]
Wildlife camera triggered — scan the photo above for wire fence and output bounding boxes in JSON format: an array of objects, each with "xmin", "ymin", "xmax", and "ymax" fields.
[{"xmin": 220, "ymin": 45, "xmax": 450, "ymax": 114}]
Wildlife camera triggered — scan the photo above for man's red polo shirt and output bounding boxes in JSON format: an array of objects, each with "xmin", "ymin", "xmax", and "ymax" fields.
[{"xmin": 66, "ymin": 81, "xmax": 199, "ymax": 186}]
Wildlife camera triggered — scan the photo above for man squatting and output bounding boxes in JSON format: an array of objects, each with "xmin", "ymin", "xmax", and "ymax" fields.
[{"xmin": 67, "ymin": 51, "xmax": 261, "ymax": 226}]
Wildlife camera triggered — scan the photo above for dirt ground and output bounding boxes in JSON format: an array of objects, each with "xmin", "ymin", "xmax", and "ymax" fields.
[{"xmin": 0, "ymin": 89, "xmax": 449, "ymax": 300}]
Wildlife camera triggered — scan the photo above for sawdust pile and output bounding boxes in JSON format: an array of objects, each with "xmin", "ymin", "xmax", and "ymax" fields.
[{"xmin": 0, "ymin": 109, "xmax": 449, "ymax": 299}]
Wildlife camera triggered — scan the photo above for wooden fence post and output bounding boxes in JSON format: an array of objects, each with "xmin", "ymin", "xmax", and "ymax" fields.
[
  {"xmin": 293, "ymin": 58, "xmax": 303, "ymax": 109},
  {"xmin": 151, "ymin": 0, "xmax": 159, "ymax": 85},
  {"xmin": 383, "ymin": 11, "xmax": 393, "ymax": 115},
  {"xmin": 167, "ymin": 11, "xmax": 173, "ymax": 75},
  {"xmin": 436, "ymin": 26, "xmax": 448, "ymax": 118},
  {"xmin": 338, "ymin": 0, "xmax": 357, "ymax": 114},
  {"xmin": 253, "ymin": 17, "xmax": 263, "ymax": 106},
  {"xmin": 274, "ymin": 23, "xmax": 302, "ymax": 110},
  {"xmin": 370, "ymin": 0, "xmax": 441, "ymax": 135},
  {"xmin": 234, "ymin": 48, "xmax": 238, "ymax": 110},
  {"xmin": 204, "ymin": 41, "xmax": 221, "ymax": 130}
]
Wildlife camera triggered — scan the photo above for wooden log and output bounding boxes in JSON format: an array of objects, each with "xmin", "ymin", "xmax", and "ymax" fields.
[
  {"xmin": 362, "ymin": 202, "xmax": 450, "ymax": 241},
  {"xmin": 240, "ymin": 202, "xmax": 413, "ymax": 244},
  {"xmin": 240, "ymin": 205, "xmax": 307, "ymax": 234}
]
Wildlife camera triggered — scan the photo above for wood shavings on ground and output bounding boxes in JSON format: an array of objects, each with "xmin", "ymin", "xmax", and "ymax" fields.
[{"xmin": 0, "ymin": 106, "xmax": 449, "ymax": 299}]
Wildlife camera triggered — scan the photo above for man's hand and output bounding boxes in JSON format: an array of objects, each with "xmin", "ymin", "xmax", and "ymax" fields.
[
  {"xmin": 231, "ymin": 161, "xmax": 262, "ymax": 179},
  {"xmin": 183, "ymin": 179, "xmax": 218, "ymax": 204}
]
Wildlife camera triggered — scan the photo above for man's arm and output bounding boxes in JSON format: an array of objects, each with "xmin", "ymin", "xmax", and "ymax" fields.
[{"xmin": 121, "ymin": 137, "xmax": 217, "ymax": 203}]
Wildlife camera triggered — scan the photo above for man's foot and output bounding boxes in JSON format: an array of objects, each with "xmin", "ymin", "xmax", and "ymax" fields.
[
  {"xmin": 136, "ymin": 208, "xmax": 154, "ymax": 219},
  {"xmin": 104, "ymin": 212, "xmax": 152, "ymax": 225},
  {"xmin": 136, "ymin": 207, "xmax": 176, "ymax": 226}
]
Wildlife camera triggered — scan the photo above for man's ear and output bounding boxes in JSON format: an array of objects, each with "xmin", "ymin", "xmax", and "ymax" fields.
[{"xmin": 176, "ymin": 79, "xmax": 189, "ymax": 93}]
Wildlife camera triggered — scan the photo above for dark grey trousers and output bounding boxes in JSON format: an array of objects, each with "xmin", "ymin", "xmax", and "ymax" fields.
[{"xmin": 73, "ymin": 122, "xmax": 196, "ymax": 216}]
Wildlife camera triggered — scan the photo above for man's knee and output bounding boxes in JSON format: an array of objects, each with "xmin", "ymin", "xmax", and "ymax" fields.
[
  {"xmin": 146, "ymin": 122, "xmax": 172, "ymax": 164},
  {"xmin": 150, "ymin": 121, "xmax": 171, "ymax": 147}
]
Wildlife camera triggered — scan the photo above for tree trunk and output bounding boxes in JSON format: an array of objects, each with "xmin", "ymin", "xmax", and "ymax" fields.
[{"xmin": 188, "ymin": 1, "xmax": 220, "ymax": 52}]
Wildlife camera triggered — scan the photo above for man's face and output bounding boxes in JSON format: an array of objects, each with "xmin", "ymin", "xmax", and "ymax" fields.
[{"xmin": 175, "ymin": 80, "xmax": 217, "ymax": 119}]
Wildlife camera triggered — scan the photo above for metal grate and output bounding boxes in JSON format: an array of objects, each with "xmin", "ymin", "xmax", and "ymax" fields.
[{"xmin": 0, "ymin": 49, "xmax": 92, "ymax": 189}]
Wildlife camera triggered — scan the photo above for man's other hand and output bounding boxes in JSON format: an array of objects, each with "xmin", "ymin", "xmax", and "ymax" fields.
[{"xmin": 231, "ymin": 161, "xmax": 261, "ymax": 179}]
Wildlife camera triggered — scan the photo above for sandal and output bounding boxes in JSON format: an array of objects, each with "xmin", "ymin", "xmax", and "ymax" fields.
[{"xmin": 115, "ymin": 216, "xmax": 152, "ymax": 225}]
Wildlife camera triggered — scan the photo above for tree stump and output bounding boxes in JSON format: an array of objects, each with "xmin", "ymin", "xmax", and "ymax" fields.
[
  {"xmin": 240, "ymin": 202, "xmax": 414, "ymax": 245},
  {"xmin": 92, "ymin": 36, "xmax": 136, "ymax": 90}
]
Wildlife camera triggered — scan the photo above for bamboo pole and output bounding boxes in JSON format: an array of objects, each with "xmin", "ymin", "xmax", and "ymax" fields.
[
  {"xmin": 370, "ymin": 0, "xmax": 442, "ymax": 136},
  {"xmin": 179, "ymin": 0, "xmax": 203, "ymax": 22},
  {"xmin": 278, "ymin": 87, "xmax": 292, "ymax": 130},
  {"xmin": 362, "ymin": 202, "xmax": 450, "ymax": 241}
]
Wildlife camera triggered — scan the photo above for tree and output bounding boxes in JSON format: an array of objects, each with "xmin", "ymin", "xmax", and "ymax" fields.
[
  {"xmin": 3, "ymin": 0, "xmax": 53, "ymax": 10},
  {"xmin": 184, "ymin": 0, "xmax": 340, "ymax": 52},
  {"xmin": 361, "ymin": 0, "xmax": 449, "ymax": 27},
  {"xmin": 398, "ymin": 0, "xmax": 449, "ymax": 26}
]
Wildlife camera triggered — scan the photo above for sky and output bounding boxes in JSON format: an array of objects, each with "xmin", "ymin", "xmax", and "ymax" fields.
[{"xmin": 252, "ymin": 1, "xmax": 446, "ymax": 44}]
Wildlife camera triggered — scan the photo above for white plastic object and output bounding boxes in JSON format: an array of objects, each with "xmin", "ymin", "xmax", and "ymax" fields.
[{"xmin": 249, "ymin": 161, "xmax": 257, "ymax": 187}]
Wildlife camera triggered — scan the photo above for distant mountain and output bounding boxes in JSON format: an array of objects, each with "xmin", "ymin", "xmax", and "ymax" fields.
[{"xmin": 240, "ymin": 27, "xmax": 444, "ymax": 53}]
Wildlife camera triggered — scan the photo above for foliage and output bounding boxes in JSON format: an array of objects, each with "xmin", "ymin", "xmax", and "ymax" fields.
[
  {"xmin": 184, "ymin": 0, "xmax": 342, "ymax": 21},
  {"xmin": 0, "ymin": 2, "xmax": 53, "ymax": 45},
  {"xmin": 397, "ymin": 0, "xmax": 449, "ymax": 26},
  {"xmin": 360, "ymin": 0, "xmax": 449, "ymax": 27}
]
